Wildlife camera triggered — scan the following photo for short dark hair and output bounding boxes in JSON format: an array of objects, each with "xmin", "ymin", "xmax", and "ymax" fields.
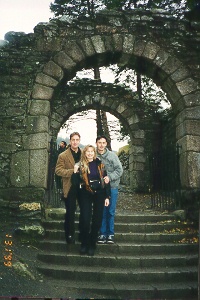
[
  {"xmin": 96, "ymin": 135, "xmax": 108, "ymax": 143},
  {"xmin": 70, "ymin": 132, "xmax": 81, "ymax": 140},
  {"xmin": 61, "ymin": 141, "xmax": 67, "ymax": 146}
]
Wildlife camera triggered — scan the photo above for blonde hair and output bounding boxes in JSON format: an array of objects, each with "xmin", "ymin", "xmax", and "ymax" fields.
[{"xmin": 80, "ymin": 145, "xmax": 97, "ymax": 174}]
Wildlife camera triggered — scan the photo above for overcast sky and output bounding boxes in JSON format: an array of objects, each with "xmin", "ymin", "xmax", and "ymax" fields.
[
  {"xmin": 0, "ymin": 0, "xmax": 128, "ymax": 150},
  {"xmin": 0, "ymin": 0, "xmax": 53, "ymax": 40}
]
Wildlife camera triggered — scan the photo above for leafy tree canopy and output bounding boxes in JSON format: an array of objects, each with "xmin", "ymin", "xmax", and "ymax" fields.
[{"xmin": 50, "ymin": 0, "xmax": 199, "ymax": 19}]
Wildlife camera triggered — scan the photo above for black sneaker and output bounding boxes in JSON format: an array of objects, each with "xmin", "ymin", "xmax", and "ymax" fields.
[
  {"xmin": 107, "ymin": 235, "xmax": 114, "ymax": 244},
  {"xmin": 97, "ymin": 235, "xmax": 107, "ymax": 244}
]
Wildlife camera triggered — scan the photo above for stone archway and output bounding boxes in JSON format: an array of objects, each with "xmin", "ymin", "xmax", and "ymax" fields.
[
  {"xmin": 50, "ymin": 81, "xmax": 155, "ymax": 191},
  {"xmin": 1, "ymin": 9, "xmax": 200, "ymax": 207},
  {"xmin": 30, "ymin": 34, "xmax": 200, "ymax": 193}
]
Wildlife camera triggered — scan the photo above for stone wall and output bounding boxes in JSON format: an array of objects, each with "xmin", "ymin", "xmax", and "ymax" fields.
[{"xmin": 0, "ymin": 9, "xmax": 200, "ymax": 220}]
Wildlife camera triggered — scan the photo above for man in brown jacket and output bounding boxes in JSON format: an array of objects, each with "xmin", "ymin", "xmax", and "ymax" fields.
[{"xmin": 55, "ymin": 132, "xmax": 81, "ymax": 244}]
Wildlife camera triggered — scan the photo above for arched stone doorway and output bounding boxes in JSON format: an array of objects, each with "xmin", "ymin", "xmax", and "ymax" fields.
[
  {"xmin": 29, "ymin": 34, "xmax": 199, "ymax": 195},
  {"xmin": 1, "ymin": 10, "xmax": 200, "ymax": 208}
]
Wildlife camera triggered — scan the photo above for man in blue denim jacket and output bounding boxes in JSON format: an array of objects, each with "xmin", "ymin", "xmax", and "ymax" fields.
[{"xmin": 96, "ymin": 135, "xmax": 123, "ymax": 244}]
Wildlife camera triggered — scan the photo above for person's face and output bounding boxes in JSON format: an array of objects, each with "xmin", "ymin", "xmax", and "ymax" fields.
[
  {"xmin": 96, "ymin": 138, "xmax": 107, "ymax": 154},
  {"xmin": 70, "ymin": 135, "xmax": 80, "ymax": 151},
  {"xmin": 85, "ymin": 147, "xmax": 95, "ymax": 162},
  {"xmin": 60, "ymin": 142, "xmax": 65, "ymax": 148}
]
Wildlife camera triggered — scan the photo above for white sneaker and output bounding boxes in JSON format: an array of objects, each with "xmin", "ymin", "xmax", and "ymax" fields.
[
  {"xmin": 107, "ymin": 235, "xmax": 114, "ymax": 244},
  {"xmin": 97, "ymin": 235, "xmax": 107, "ymax": 244}
]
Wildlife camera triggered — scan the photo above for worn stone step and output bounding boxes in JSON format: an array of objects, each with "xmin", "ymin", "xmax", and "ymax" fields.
[
  {"xmin": 42, "ymin": 219, "xmax": 196, "ymax": 233},
  {"xmin": 44, "ymin": 228, "xmax": 196, "ymax": 243},
  {"xmin": 38, "ymin": 239, "xmax": 198, "ymax": 255},
  {"xmin": 37, "ymin": 262, "xmax": 197, "ymax": 283},
  {"xmin": 37, "ymin": 251, "xmax": 198, "ymax": 268},
  {"xmin": 45, "ymin": 209, "xmax": 176, "ymax": 223}
]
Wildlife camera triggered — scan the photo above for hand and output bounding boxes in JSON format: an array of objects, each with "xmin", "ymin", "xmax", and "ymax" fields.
[
  {"xmin": 74, "ymin": 165, "xmax": 79, "ymax": 173},
  {"xmin": 105, "ymin": 198, "xmax": 109, "ymax": 207},
  {"xmin": 104, "ymin": 176, "xmax": 110, "ymax": 184}
]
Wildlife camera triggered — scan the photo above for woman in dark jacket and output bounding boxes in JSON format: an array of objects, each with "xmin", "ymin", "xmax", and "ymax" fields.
[{"xmin": 72, "ymin": 144, "xmax": 110, "ymax": 256}]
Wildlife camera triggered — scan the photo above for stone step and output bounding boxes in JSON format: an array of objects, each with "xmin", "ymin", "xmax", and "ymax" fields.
[
  {"xmin": 44, "ymin": 228, "xmax": 196, "ymax": 243},
  {"xmin": 38, "ymin": 278, "xmax": 197, "ymax": 299},
  {"xmin": 42, "ymin": 219, "xmax": 196, "ymax": 233},
  {"xmin": 37, "ymin": 262, "xmax": 197, "ymax": 283},
  {"xmin": 38, "ymin": 210, "xmax": 198, "ymax": 299},
  {"xmin": 38, "ymin": 239, "xmax": 198, "ymax": 255},
  {"xmin": 45, "ymin": 209, "xmax": 176, "ymax": 223},
  {"xmin": 37, "ymin": 251, "xmax": 198, "ymax": 268}
]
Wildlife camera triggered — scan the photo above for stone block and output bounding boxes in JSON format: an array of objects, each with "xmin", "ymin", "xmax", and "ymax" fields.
[
  {"xmin": 176, "ymin": 106, "xmax": 200, "ymax": 126},
  {"xmin": 103, "ymin": 35, "xmax": 114, "ymax": 52},
  {"xmin": 133, "ymin": 39, "xmax": 146, "ymax": 56},
  {"xmin": 43, "ymin": 61, "xmax": 64, "ymax": 81},
  {"xmin": 133, "ymin": 130, "xmax": 145, "ymax": 139},
  {"xmin": 0, "ymin": 142, "xmax": 19, "ymax": 153},
  {"xmin": 127, "ymin": 114, "xmax": 139, "ymax": 125},
  {"xmin": 180, "ymin": 152, "xmax": 200, "ymax": 188},
  {"xmin": 112, "ymin": 34, "xmax": 123, "ymax": 52},
  {"xmin": 183, "ymin": 91, "xmax": 200, "ymax": 107},
  {"xmin": 178, "ymin": 135, "xmax": 200, "ymax": 152},
  {"xmin": 176, "ymin": 78, "xmax": 198, "ymax": 96},
  {"xmin": 30, "ymin": 149, "xmax": 48, "ymax": 188},
  {"xmin": 154, "ymin": 49, "xmax": 169, "ymax": 67},
  {"xmin": 162, "ymin": 56, "xmax": 182, "ymax": 75},
  {"xmin": 32, "ymin": 84, "xmax": 54, "ymax": 100},
  {"xmin": 123, "ymin": 34, "xmax": 135, "ymax": 54},
  {"xmin": 78, "ymin": 38, "xmax": 95, "ymax": 57},
  {"xmin": 35, "ymin": 73, "xmax": 58, "ymax": 87},
  {"xmin": 29, "ymin": 100, "xmax": 50, "ymax": 116},
  {"xmin": 53, "ymin": 51, "xmax": 76, "ymax": 69},
  {"xmin": 91, "ymin": 35, "xmax": 106, "ymax": 53},
  {"xmin": 171, "ymin": 66, "xmax": 190, "ymax": 83},
  {"xmin": 116, "ymin": 103, "xmax": 126, "ymax": 114},
  {"xmin": 26, "ymin": 116, "xmax": 49, "ymax": 134},
  {"xmin": 11, "ymin": 151, "xmax": 29, "ymax": 187},
  {"xmin": 63, "ymin": 40, "xmax": 85, "ymax": 62},
  {"xmin": 23, "ymin": 133, "xmax": 49, "ymax": 150},
  {"xmin": 176, "ymin": 120, "xmax": 200, "ymax": 139},
  {"xmin": 143, "ymin": 41, "xmax": 160, "ymax": 60}
]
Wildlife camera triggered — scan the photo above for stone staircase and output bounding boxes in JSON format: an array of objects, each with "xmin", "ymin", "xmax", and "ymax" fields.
[{"xmin": 37, "ymin": 208, "xmax": 198, "ymax": 299}]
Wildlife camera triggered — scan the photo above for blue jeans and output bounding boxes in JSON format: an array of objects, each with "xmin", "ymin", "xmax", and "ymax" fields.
[{"xmin": 100, "ymin": 188, "xmax": 118, "ymax": 236}]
